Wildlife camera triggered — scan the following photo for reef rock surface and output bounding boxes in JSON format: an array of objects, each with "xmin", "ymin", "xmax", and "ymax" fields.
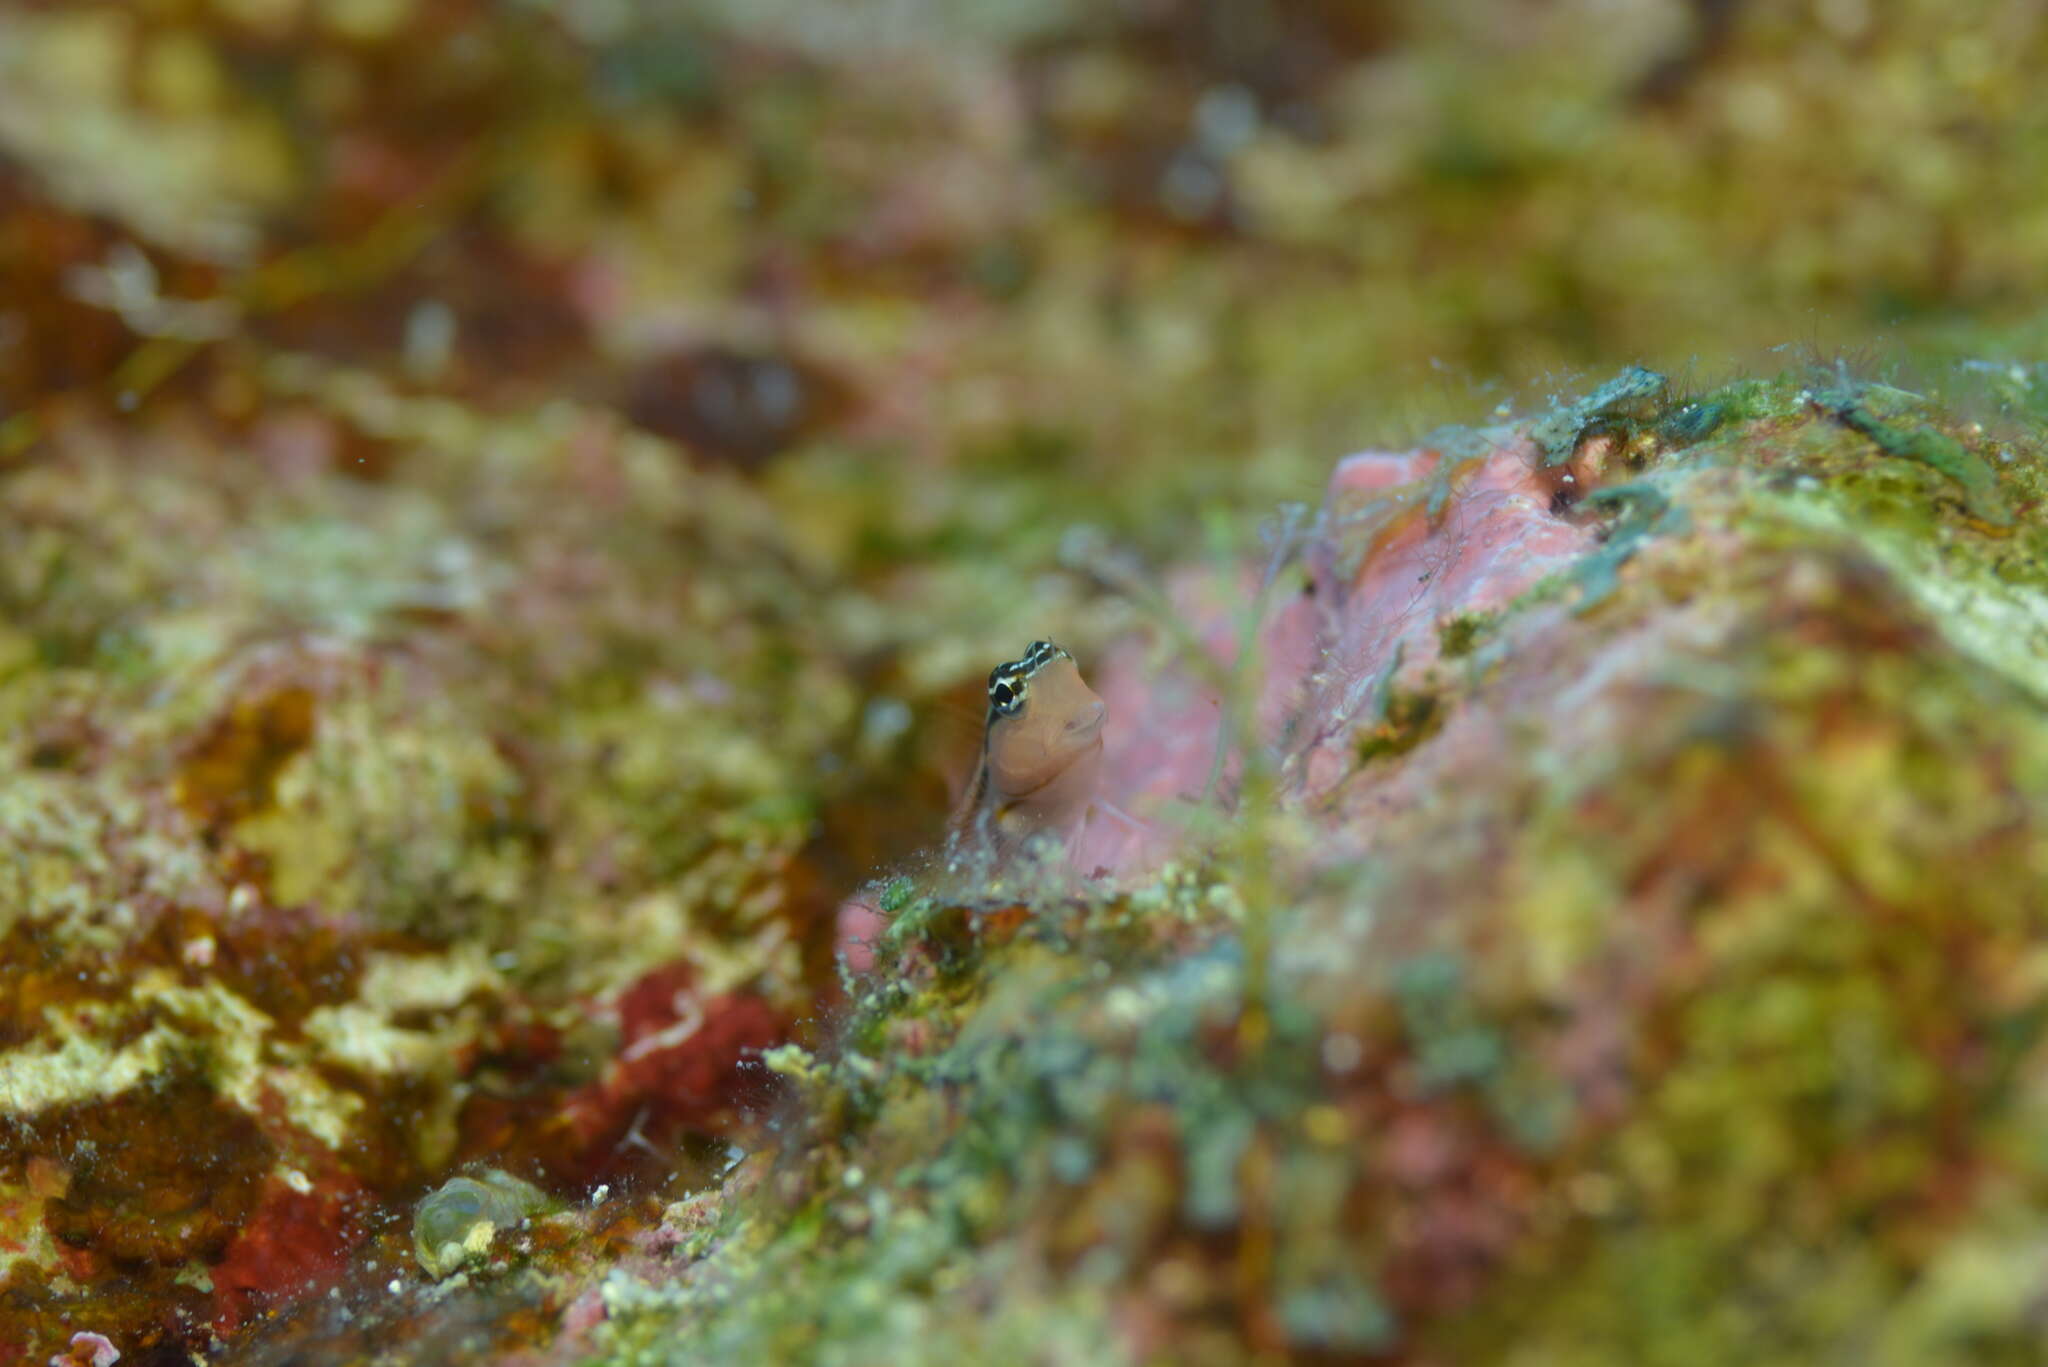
[
  {"xmin": 6, "ymin": 363, "xmax": 2048, "ymax": 1365},
  {"xmin": 599, "ymin": 371, "xmax": 2048, "ymax": 1367}
]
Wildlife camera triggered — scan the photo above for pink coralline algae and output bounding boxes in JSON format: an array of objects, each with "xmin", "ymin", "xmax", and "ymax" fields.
[
  {"xmin": 835, "ymin": 897, "xmax": 887, "ymax": 975},
  {"xmin": 1312, "ymin": 440, "xmax": 1593, "ymax": 679},
  {"xmin": 1071, "ymin": 432, "xmax": 1599, "ymax": 880}
]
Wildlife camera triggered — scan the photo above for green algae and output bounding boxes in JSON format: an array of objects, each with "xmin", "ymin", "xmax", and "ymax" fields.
[
  {"xmin": 1532, "ymin": 366, "xmax": 1670, "ymax": 467},
  {"xmin": 1654, "ymin": 398, "xmax": 1725, "ymax": 448},
  {"xmin": 1438, "ymin": 608, "xmax": 1500, "ymax": 659},
  {"xmin": 1569, "ymin": 480, "xmax": 1693, "ymax": 613},
  {"xmin": 1353, "ymin": 687, "xmax": 1442, "ymax": 767},
  {"xmin": 1825, "ymin": 393, "xmax": 2014, "ymax": 527}
]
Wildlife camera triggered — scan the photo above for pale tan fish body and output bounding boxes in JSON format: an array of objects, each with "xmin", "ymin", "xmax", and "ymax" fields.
[{"xmin": 951, "ymin": 640, "xmax": 1106, "ymax": 856}]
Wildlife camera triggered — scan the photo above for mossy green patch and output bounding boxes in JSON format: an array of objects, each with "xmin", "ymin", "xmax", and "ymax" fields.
[
  {"xmin": 1824, "ymin": 393, "xmax": 2014, "ymax": 527},
  {"xmin": 1570, "ymin": 481, "xmax": 1692, "ymax": 613},
  {"xmin": 1533, "ymin": 366, "xmax": 1670, "ymax": 467}
]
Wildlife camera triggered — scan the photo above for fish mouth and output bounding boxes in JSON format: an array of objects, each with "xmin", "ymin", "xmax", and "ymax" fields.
[{"xmin": 1001, "ymin": 731, "xmax": 1105, "ymax": 801}]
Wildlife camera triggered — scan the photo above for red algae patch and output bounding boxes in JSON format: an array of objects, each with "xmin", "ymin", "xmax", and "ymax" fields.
[
  {"xmin": 557, "ymin": 961, "xmax": 788, "ymax": 1187},
  {"xmin": 210, "ymin": 1171, "xmax": 372, "ymax": 1332}
]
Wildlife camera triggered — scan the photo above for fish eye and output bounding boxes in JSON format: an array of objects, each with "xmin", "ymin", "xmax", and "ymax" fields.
[{"xmin": 987, "ymin": 672, "xmax": 1026, "ymax": 716}]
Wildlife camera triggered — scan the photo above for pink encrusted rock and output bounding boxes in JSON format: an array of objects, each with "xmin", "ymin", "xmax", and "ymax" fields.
[
  {"xmin": 1290, "ymin": 433, "xmax": 1596, "ymax": 796},
  {"xmin": 1324, "ymin": 445, "xmax": 1445, "ymax": 497},
  {"xmin": 836, "ymin": 895, "xmax": 887, "ymax": 974},
  {"xmin": 1079, "ymin": 431, "xmax": 1597, "ymax": 876},
  {"xmin": 1070, "ymin": 564, "xmax": 1321, "ymax": 875}
]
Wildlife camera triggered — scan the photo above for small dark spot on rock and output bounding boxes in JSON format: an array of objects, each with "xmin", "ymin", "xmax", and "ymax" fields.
[{"xmin": 625, "ymin": 345, "xmax": 852, "ymax": 472}]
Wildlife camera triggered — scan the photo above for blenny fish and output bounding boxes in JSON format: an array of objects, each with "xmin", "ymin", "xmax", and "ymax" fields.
[{"xmin": 950, "ymin": 639, "xmax": 1106, "ymax": 858}]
